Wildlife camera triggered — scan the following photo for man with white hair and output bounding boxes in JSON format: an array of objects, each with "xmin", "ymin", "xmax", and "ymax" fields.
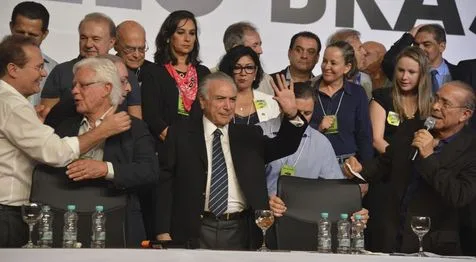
[{"xmin": 39, "ymin": 57, "xmax": 158, "ymax": 247}]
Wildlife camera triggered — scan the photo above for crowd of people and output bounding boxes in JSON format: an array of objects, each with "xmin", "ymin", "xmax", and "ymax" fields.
[{"xmin": 1, "ymin": 1, "xmax": 476, "ymax": 256}]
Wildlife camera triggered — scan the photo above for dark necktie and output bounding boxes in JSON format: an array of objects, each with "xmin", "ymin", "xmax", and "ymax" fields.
[
  {"xmin": 431, "ymin": 70, "xmax": 439, "ymax": 94},
  {"xmin": 209, "ymin": 129, "xmax": 228, "ymax": 216}
]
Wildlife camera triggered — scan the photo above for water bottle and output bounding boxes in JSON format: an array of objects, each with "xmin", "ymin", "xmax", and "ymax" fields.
[
  {"xmin": 91, "ymin": 205, "xmax": 106, "ymax": 248},
  {"xmin": 62, "ymin": 204, "xmax": 78, "ymax": 248},
  {"xmin": 317, "ymin": 212, "xmax": 332, "ymax": 253},
  {"xmin": 351, "ymin": 214, "xmax": 365, "ymax": 254},
  {"xmin": 38, "ymin": 205, "xmax": 53, "ymax": 248},
  {"xmin": 336, "ymin": 213, "xmax": 351, "ymax": 254}
]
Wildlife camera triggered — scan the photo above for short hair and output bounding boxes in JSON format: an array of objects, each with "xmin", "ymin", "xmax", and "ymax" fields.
[
  {"xmin": 78, "ymin": 12, "xmax": 116, "ymax": 38},
  {"xmin": 199, "ymin": 71, "xmax": 237, "ymax": 99},
  {"xmin": 444, "ymin": 80, "xmax": 476, "ymax": 111},
  {"xmin": 325, "ymin": 41, "xmax": 358, "ymax": 79},
  {"xmin": 417, "ymin": 24, "xmax": 447, "ymax": 44},
  {"xmin": 72, "ymin": 57, "xmax": 122, "ymax": 106},
  {"xmin": 289, "ymin": 31, "xmax": 322, "ymax": 54},
  {"xmin": 327, "ymin": 29, "xmax": 361, "ymax": 45},
  {"xmin": 218, "ymin": 45, "xmax": 264, "ymax": 89},
  {"xmin": 98, "ymin": 54, "xmax": 124, "ymax": 65},
  {"xmin": 153, "ymin": 10, "xmax": 201, "ymax": 66},
  {"xmin": 392, "ymin": 46, "xmax": 433, "ymax": 120},
  {"xmin": 294, "ymin": 81, "xmax": 315, "ymax": 101},
  {"xmin": 223, "ymin": 22, "xmax": 258, "ymax": 52},
  {"xmin": 0, "ymin": 34, "xmax": 37, "ymax": 78},
  {"xmin": 11, "ymin": 1, "xmax": 50, "ymax": 32}
]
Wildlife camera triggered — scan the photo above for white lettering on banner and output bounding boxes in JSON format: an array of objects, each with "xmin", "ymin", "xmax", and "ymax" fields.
[{"xmin": 1, "ymin": 0, "xmax": 475, "ymax": 74}]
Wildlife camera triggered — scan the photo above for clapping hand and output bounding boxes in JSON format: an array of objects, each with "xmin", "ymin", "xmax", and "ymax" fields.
[{"xmin": 270, "ymin": 74, "xmax": 298, "ymax": 119}]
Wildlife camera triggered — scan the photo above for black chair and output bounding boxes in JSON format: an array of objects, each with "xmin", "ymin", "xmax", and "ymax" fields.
[
  {"xmin": 30, "ymin": 164, "xmax": 127, "ymax": 248},
  {"xmin": 275, "ymin": 176, "xmax": 361, "ymax": 251}
]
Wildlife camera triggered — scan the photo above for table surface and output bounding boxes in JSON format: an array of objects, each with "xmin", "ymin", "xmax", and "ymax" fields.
[{"xmin": 1, "ymin": 249, "xmax": 475, "ymax": 262}]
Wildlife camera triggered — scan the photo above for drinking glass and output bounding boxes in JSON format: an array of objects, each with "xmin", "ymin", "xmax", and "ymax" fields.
[
  {"xmin": 255, "ymin": 210, "xmax": 274, "ymax": 251},
  {"xmin": 22, "ymin": 203, "xmax": 42, "ymax": 248},
  {"xmin": 411, "ymin": 216, "xmax": 431, "ymax": 257}
]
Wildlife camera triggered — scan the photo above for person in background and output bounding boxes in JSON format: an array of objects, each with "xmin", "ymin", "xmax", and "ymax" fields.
[
  {"xmin": 271, "ymin": 31, "xmax": 320, "ymax": 85},
  {"xmin": 219, "ymin": 45, "xmax": 280, "ymax": 125},
  {"xmin": 9, "ymin": 1, "xmax": 57, "ymax": 106},
  {"xmin": 361, "ymin": 41, "xmax": 392, "ymax": 90}
]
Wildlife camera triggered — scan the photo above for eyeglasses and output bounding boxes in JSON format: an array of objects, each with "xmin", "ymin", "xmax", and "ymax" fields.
[
  {"xmin": 74, "ymin": 81, "xmax": 104, "ymax": 89},
  {"xmin": 120, "ymin": 43, "xmax": 149, "ymax": 54},
  {"xmin": 432, "ymin": 96, "xmax": 469, "ymax": 110},
  {"xmin": 19, "ymin": 64, "xmax": 45, "ymax": 72},
  {"xmin": 233, "ymin": 65, "xmax": 257, "ymax": 74}
]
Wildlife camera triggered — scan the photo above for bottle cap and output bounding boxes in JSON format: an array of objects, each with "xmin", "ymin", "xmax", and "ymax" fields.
[
  {"xmin": 95, "ymin": 205, "xmax": 104, "ymax": 212},
  {"xmin": 67, "ymin": 204, "xmax": 76, "ymax": 211},
  {"xmin": 340, "ymin": 213, "xmax": 348, "ymax": 219},
  {"xmin": 320, "ymin": 212, "xmax": 329, "ymax": 218},
  {"xmin": 355, "ymin": 214, "xmax": 362, "ymax": 220}
]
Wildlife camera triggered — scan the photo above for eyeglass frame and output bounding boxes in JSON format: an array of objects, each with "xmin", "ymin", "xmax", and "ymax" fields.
[
  {"xmin": 432, "ymin": 95, "xmax": 472, "ymax": 111},
  {"xmin": 73, "ymin": 81, "xmax": 106, "ymax": 89},
  {"xmin": 232, "ymin": 65, "xmax": 257, "ymax": 74},
  {"xmin": 118, "ymin": 42, "xmax": 149, "ymax": 54}
]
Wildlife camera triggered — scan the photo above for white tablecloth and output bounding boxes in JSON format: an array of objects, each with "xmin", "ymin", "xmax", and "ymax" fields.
[{"xmin": 1, "ymin": 249, "xmax": 474, "ymax": 262}]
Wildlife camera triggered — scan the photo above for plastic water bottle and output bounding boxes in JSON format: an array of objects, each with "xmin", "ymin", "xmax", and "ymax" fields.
[
  {"xmin": 91, "ymin": 205, "xmax": 106, "ymax": 248},
  {"xmin": 317, "ymin": 212, "xmax": 332, "ymax": 253},
  {"xmin": 62, "ymin": 204, "xmax": 78, "ymax": 248},
  {"xmin": 351, "ymin": 214, "xmax": 365, "ymax": 254},
  {"xmin": 38, "ymin": 205, "xmax": 53, "ymax": 248},
  {"xmin": 336, "ymin": 213, "xmax": 351, "ymax": 254}
]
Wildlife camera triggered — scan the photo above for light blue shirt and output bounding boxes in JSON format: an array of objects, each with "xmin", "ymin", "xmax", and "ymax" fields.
[
  {"xmin": 258, "ymin": 117, "xmax": 344, "ymax": 195},
  {"xmin": 433, "ymin": 60, "xmax": 452, "ymax": 88}
]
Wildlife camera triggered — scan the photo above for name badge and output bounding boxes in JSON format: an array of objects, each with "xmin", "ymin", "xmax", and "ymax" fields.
[
  {"xmin": 280, "ymin": 164, "xmax": 296, "ymax": 176},
  {"xmin": 177, "ymin": 95, "xmax": 189, "ymax": 116},
  {"xmin": 325, "ymin": 115, "xmax": 339, "ymax": 134},
  {"xmin": 387, "ymin": 111, "xmax": 400, "ymax": 126},
  {"xmin": 254, "ymin": 100, "xmax": 267, "ymax": 110}
]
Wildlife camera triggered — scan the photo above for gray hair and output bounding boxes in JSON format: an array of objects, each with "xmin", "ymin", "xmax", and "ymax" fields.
[
  {"xmin": 72, "ymin": 57, "xmax": 122, "ymax": 106},
  {"xmin": 327, "ymin": 29, "xmax": 361, "ymax": 45},
  {"xmin": 223, "ymin": 21, "xmax": 258, "ymax": 52},
  {"xmin": 199, "ymin": 71, "xmax": 237, "ymax": 99},
  {"xmin": 78, "ymin": 12, "xmax": 116, "ymax": 38}
]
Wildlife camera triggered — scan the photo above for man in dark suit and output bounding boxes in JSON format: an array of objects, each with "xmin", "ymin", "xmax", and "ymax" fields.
[
  {"xmin": 382, "ymin": 24, "xmax": 458, "ymax": 92},
  {"xmin": 156, "ymin": 72, "xmax": 306, "ymax": 249},
  {"xmin": 344, "ymin": 81, "xmax": 476, "ymax": 255},
  {"xmin": 41, "ymin": 57, "xmax": 158, "ymax": 247},
  {"xmin": 271, "ymin": 31, "xmax": 320, "ymax": 85}
]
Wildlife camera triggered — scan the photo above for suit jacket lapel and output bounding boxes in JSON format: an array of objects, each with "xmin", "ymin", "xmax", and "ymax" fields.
[{"xmin": 189, "ymin": 118, "xmax": 207, "ymax": 170}]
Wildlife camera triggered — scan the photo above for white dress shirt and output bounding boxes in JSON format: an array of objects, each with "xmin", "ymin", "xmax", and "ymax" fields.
[
  {"xmin": 0, "ymin": 80, "xmax": 79, "ymax": 206},
  {"xmin": 203, "ymin": 116, "xmax": 246, "ymax": 213}
]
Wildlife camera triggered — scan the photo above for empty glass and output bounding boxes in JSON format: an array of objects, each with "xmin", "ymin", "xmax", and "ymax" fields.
[
  {"xmin": 255, "ymin": 210, "xmax": 274, "ymax": 251},
  {"xmin": 22, "ymin": 203, "xmax": 42, "ymax": 248},
  {"xmin": 411, "ymin": 216, "xmax": 431, "ymax": 257}
]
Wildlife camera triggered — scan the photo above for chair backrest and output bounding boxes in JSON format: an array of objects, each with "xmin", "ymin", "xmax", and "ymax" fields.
[
  {"xmin": 30, "ymin": 164, "xmax": 127, "ymax": 247},
  {"xmin": 275, "ymin": 176, "xmax": 362, "ymax": 251}
]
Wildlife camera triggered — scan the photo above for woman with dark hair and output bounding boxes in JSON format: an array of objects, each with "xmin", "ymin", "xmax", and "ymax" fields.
[
  {"xmin": 141, "ymin": 10, "xmax": 210, "ymax": 144},
  {"xmin": 311, "ymin": 41, "xmax": 373, "ymax": 164},
  {"xmin": 219, "ymin": 45, "xmax": 280, "ymax": 125}
]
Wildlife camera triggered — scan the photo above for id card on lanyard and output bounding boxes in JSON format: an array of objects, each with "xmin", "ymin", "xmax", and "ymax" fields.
[
  {"xmin": 317, "ymin": 90, "xmax": 344, "ymax": 135},
  {"xmin": 279, "ymin": 135, "xmax": 307, "ymax": 176}
]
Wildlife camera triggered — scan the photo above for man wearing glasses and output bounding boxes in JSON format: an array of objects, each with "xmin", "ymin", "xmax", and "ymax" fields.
[
  {"xmin": 40, "ymin": 13, "xmax": 142, "ymax": 128},
  {"xmin": 344, "ymin": 81, "xmax": 476, "ymax": 255},
  {"xmin": 114, "ymin": 20, "xmax": 152, "ymax": 86}
]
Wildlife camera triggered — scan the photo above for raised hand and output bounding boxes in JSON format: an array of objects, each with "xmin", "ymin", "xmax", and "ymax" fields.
[{"xmin": 270, "ymin": 74, "xmax": 297, "ymax": 119}]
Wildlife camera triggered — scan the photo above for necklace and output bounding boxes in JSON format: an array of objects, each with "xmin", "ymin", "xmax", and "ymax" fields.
[{"xmin": 233, "ymin": 102, "xmax": 254, "ymax": 125}]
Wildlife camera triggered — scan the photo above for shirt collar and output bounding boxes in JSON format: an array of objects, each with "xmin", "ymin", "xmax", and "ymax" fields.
[
  {"xmin": 434, "ymin": 60, "xmax": 450, "ymax": 76},
  {"xmin": 285, "ymin": 66, "xmax": 315, "ymax": 82},
  {"xmin": 80, "ymin": 106, "xmax": 115, "ymax": 129},
  {"xmin": 203, "ymin": 115, "xmax": 229, "ymax": 138},
  {"xmin": 316, "ymin": 77, "xmax": 353, "ymax": 96}
]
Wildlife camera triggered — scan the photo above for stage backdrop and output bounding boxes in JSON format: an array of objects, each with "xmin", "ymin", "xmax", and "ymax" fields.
[{"xmin": 1, "ymin": 0, "xmax": 476, "ymax": 75}]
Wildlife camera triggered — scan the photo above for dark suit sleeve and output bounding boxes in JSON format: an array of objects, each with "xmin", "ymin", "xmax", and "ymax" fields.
[
  {"xmin": 110, "ymin": 119, "xmax": 159, "ymax": 189},
  {"xmin": 382, "ymin": 33, "xmax": 415, "ymax": 80},
  {"xmin": 125, "ymin": 69, "xmax": 141, "ymax": 106},
  {"xmin": 141, "ymin": 64, "xmax": 169, "ymax": 139},
  {"xmin": 263, "ymin": 115, "xmax": 308, "ymax": 164},
  {"xmin": 417, "ymin": 149, "xmax": 476, "ymax": 208},
  {"xmin": 155, "ymin": 123, "xmax": 177, "ymax": 234}
]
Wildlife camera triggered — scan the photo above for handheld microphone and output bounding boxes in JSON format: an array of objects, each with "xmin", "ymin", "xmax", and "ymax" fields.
[{"xmin": 411, "ymin": 117, "xmax": 436, "ymax": 161}]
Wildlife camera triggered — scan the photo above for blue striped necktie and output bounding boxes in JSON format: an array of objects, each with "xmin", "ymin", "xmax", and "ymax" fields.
[
  {"xmin": 209, "ymin": 129, "xmax": 228, "ymax": 216},
  {"xmin": 431, "ymin": 70, "xmax": 439, "ymax": 94}
]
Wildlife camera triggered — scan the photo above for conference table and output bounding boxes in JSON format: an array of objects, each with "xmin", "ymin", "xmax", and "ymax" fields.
[{"xmin": 2, "ymin": 249, "xmax": 475, "ymax": 262}]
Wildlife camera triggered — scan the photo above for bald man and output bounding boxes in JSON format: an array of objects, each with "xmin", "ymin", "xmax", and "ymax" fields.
[
  {"xmin": 114, "ymin": 20, "xmax": 152, "ymax": 84},
  {"xmin": 362, "ymin": 41, "xmax": 392, "ymax": 89}
]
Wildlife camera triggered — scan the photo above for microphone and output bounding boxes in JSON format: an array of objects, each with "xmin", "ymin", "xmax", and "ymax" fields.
[{"xmin": 411, "ymin": 117, "xmax": 436, "ymax": 161}]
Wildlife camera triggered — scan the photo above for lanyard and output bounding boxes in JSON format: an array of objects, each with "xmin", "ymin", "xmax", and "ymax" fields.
[
  {"xmin": 283, "ymin": 134, "xmax": 307, "ymax": 167},
  {"xmin": 317, "ymin": 89, "xmax": 345, "ymax": 116}
]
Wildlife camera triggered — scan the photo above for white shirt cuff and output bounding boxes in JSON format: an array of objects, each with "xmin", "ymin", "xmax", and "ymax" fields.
[
  {"xmin": 288, "ymin": 115, "xmax": 305, "ymax": 127},
  {"xmin": 63, "ymin": 137, "xmax": 80, "ymax": 160},
  {"xmin": 105, "ymin": 162, "xmax": 115, "ymax": 180}
]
